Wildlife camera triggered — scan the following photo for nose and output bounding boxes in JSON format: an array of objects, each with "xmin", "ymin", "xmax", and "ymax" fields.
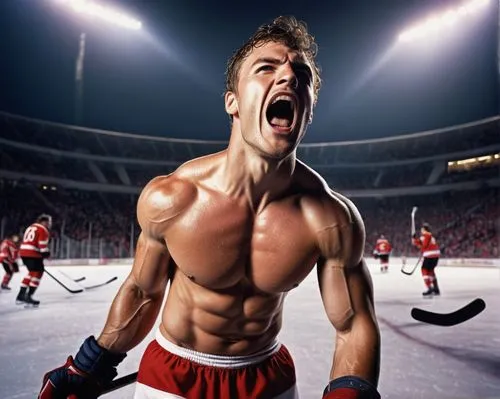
[{"xmin": 276, "ymin": 63, "xmax": 298, "ymax": 90}]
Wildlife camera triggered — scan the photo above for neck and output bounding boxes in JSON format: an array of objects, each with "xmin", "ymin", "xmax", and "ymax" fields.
[{"xmin": 221, "ymin": 130, "xmax": 296, "ymax": 213}]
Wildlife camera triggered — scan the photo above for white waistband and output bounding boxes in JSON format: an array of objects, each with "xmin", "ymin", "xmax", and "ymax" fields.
[{"xmin": 155, "ymin": 329, "xmax": 281, "ymax": 369}]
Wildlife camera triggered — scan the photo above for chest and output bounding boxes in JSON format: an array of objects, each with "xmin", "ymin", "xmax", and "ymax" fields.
[{"xmin": 164, "ymin": 196, "xmax": 319, "ymax": 292}]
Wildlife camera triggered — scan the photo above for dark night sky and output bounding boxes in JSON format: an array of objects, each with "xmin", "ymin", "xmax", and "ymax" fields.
[{"xmin": 0, "ymin": 0, "xmax": 497, "ymax": 143}]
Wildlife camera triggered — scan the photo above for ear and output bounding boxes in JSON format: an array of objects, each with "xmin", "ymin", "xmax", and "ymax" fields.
[
  {"xmin": 308, "ymin": 111, "xmax": 313, "ymax": 125},
  {"xmin": 224, "ymin": 91, "xmax": 238, "ymax": 118}
]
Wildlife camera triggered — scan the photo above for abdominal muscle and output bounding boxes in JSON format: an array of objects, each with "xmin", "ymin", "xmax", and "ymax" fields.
[{"xmin": 159, "ymin": 272, "xmax": 286, "ymax": 356}]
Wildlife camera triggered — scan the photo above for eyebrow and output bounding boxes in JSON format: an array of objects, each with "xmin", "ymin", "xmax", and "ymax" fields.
[{"xmin": 251, "ymin": 57, "xmax": 284, "ymax": 67}]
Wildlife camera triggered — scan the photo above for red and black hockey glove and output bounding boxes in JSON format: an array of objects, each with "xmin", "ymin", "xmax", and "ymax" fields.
[
  {"xmin": 39, "ymin": 336, "xmax": 126, "ymax": 399},
  {"xmin": 323, "ymin": 376, "xmax": 380, "ymax": 399}
]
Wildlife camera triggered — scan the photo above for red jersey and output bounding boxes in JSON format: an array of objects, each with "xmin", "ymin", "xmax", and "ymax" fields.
[
  {"xmin": 19, "ymin": 223, "xmax": 50, "ymax": 259},
  {"xmin": 0, "ymin": 238, "xmax": 19, "ymax": 264},
  {"xmin": 374, "ymin": 238, "xmax": 392, "ymax": 255},
  {"xmin": 413, "ymin": 231, "xmax": 440, "ymax": 258}
]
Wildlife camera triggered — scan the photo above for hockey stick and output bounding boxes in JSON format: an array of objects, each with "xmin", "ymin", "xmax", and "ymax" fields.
[
  {"xmin": 401, "ymin": 206, "xmax": 421, "ymax": 276},
  {"xmin": 101, "ymin": 371, "xmax": 138, "ymax": 395},
  {"xmin": 58, "ymin": 270, "xmax": 86, "ymax": 283},
  {"xmin": 44, "ymin": 269, "xmax": 84, "ymax": 294},
  {"xmin": 401, "ymin": 255, "xmax": 422, "ymax": 276},
  {"xmin": 411, "ymin": 298, "xmax": 486, "ymax": 326},
  {"xmin": 83, "ymin": 276, "xmax": 118, "ymax": 290},
  {"xmin": 411, "ymin": 206, "xmax": 418, "ymax": 237}
]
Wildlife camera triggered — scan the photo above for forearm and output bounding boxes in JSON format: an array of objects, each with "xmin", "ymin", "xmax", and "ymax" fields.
[
  {"xmin": 330, "ymin": 317, "xmax": 380, "ymax": 385},
  {"xmin": 97, "ymin": 277, "xmax": 165, "ymax": 353}
]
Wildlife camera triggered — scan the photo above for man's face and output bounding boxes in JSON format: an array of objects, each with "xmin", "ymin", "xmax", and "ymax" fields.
[{"xmin": 225, "ymin": 41, "xmax": 315, "ymax": 158}]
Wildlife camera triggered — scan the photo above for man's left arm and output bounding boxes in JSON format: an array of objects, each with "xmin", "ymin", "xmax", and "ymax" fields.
[{"xmin": 314, "ymin": 195, "xmax": 381, "ymax": 398}]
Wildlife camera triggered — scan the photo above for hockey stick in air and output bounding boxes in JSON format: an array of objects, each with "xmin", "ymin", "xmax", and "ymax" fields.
[
  {"xmin": 401, "ymin": 206, "xmax": 421, "ymax": 276},
  {"xmin": 83, "ymin": 276, "xmax": 118, "ymax": 290},
  {"xmin": 411, "ymin": 206, "xmax": 418, "ymax": 237},
  {"xmin": 101, "ymin": 372, "xmax": 138, "ymax": 395},
  {"xmin": 44, "ymin": 269, "xmax": 84, "ymax": 294},
  {"xmin": 411, "ymin": 298, "xmax": 486, "ymax": 326},
  {"xmin": 401, "ymin": 206, "xmax": 420, "ymax": 275}
]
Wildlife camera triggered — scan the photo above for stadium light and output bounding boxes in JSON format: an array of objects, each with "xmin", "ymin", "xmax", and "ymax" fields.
[
  {"xmin": 55, "ymin": 0, "xmax": 142, "ymax": 30},
  {"xmin": 397, "ymin": 0, "xmax": 490, "ymax": 43},
  {"xmin": 53, "ymin": 0, "xmax": 143, "ymax": 124}
]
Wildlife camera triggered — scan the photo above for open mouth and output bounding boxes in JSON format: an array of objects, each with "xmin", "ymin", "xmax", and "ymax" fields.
[{"xmin": 266, "ymin": 95, "xmax": 296, "ymax": 131}]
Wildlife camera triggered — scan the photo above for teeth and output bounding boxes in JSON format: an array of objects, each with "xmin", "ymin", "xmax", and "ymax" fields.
[{"xmin": 272, "ymin": 95, "xmax": 295, "ymax": 109}]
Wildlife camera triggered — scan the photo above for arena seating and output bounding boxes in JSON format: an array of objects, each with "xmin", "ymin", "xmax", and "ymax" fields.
[{"xmin": 0, "ymin": 111, "xmax": 498, "ymax": 259}]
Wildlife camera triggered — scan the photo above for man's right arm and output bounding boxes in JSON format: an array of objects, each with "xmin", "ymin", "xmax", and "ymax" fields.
[
  {"xmin": 99, "ymin": 175, "xmax": 182, "ymax": 352},
  {"xmin": 97, "ymin": 173, "xmax": 198, "ymax": 351},
  {"xmin": 96, "ymin": 229, "xmax": 170, "ymax": 352},
  {"xmin": 38, "ymin": 175, "xmax": 193, "ymax": 398}
]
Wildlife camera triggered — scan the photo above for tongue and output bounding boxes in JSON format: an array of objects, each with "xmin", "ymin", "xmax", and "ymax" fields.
[{"xmin": 270, "ymin": 117, "xmax": 291, "ymax": 128}]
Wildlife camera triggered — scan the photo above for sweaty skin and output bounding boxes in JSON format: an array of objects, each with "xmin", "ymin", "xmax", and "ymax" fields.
[{"xmin": 97, "ymin": 41, "xmax": 380, "ymax": 385}]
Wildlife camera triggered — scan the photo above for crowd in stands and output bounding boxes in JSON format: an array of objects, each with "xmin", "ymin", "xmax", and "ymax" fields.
[
  {"xmin": 360, "ymin": 190, "xmax": 499, "ymax": 259},
  {"xmin": 0, "ymin": 180, "xmax": 137, "ymax": 258},
  {"xmin": 1, "ymin": 179, "xmax": 498, "ymax": 259}
]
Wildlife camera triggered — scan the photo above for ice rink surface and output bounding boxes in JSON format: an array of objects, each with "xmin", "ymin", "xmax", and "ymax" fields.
[{"xmin": 1, "ymin": 260, "xmax": 499, "ymax": 399}]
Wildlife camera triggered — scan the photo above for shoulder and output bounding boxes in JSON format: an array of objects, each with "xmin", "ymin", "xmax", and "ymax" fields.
[
  {"xmin": 295, "ymin": 163, "xmax": 365, "ymax": 265},
  {"xmin": 295, "ymin": 162, "xmax": 363, "ymax": 231},
  {"xmin": 137, "ymin": 172, "xmax": 197, "ymax": 237}
]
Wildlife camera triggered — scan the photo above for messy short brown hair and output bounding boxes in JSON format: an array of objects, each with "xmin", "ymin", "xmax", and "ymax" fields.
[{"xmin": 225, "ymin": 16, "xmax": 321, "ymax": 103}]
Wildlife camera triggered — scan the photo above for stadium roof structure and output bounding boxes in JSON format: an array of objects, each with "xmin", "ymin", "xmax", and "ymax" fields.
[{"xmin": 0, "ymin": 111, "xmax": 499, "ymax": 198}]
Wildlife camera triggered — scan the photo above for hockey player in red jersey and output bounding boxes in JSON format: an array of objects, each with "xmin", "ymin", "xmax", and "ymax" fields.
[
  {"xmin": 412, "ymin": 223, "xmax": 441, "ymax": 296},
  {"xmin": 0, "ymin": 233, "xmax": 20, "ymax": 290},
  {"xmin": 373, "ymin": 234, "xmax": 392, "ymax": 273},
  {"xmin": 16, "ymin": 214, "xmax": 52, "ymax": 306}
]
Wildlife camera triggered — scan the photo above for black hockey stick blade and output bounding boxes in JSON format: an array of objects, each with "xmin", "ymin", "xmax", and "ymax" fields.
[
  {"xmin": 101, "ymin": 371, "xmax": 138, "ymax": 395},
  {"xmin": 84, "ymin": 276, "xmax": 118, "ymax": 290},
  {"xmin": 44, "ymin": 269, "xmax": 84, "ymax": 294},
  {"xmin": 411, "ymin": 298, "xmax": 486, "ymax": 327}
]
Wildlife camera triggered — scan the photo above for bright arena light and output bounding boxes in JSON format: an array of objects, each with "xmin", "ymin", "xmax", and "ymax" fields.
[
  {"xmin": 55, "ymin": 0, "xmax": 142, "ymax": 30},
  {"xmin": 398, "ymin": 0, "xmax": 489, "ymax": 43}
]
